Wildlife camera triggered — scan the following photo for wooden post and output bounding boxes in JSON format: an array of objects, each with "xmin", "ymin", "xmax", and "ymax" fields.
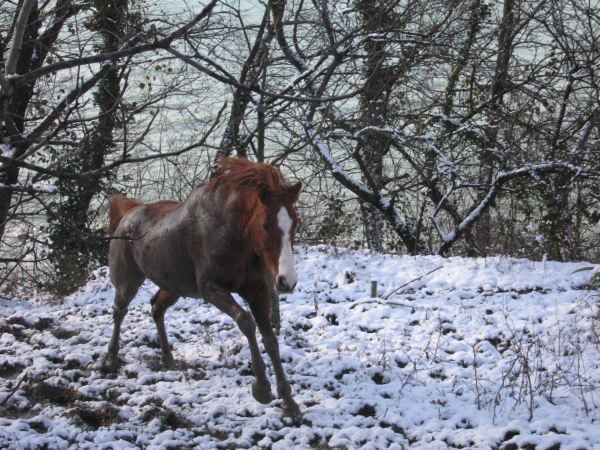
[{"xmin": 370, "ymin": 280, "xmax": 377, "ymax": 298}]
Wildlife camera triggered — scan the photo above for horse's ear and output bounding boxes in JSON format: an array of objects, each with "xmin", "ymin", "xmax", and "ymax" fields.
[{"xmin": 288, "ymin": 182, "xmax": 302, "ymax": 202}]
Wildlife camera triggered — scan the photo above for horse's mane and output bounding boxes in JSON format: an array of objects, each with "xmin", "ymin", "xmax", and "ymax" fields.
[
  {"xmin": 205, "ymin": 158, "xmax": 290, "ymax": 248},
  {"xmin": 205, "ymin": 157, "xmax": 286, "ymax": 196}
]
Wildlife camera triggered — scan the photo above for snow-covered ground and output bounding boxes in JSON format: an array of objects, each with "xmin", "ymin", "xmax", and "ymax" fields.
[{"xmin": 0, "ymin": 246, "xmax": 599, "ymax": 449}]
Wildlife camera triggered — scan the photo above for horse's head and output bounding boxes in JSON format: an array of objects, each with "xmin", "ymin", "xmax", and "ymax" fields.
[
  {"xmin": 257, "ymin": 181, "xmax": 301, "ymax": 293},
  {"xmin": 209, "ymin": 157, "xmax": 302, "ymax": 293}
]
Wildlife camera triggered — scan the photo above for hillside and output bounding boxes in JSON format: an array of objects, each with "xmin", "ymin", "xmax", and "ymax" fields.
[{"xmin": 1, "ymin": 246, "xmax": 599, "ymax": 449}]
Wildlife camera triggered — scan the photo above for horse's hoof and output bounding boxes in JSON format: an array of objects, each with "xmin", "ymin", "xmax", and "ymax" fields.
[
  {"xmin": 282, "ymin": 401, "xmax": 302, "ymax": 426},
  {"xmin": 101, "ymin": 355, "xmax": 121, "ymax": 373},
  {"xmin": 252, "ymin": 380, "xmax": 273, "ymax": 404}
]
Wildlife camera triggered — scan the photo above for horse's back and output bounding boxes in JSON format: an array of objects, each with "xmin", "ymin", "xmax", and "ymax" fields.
[
  {"xmin": 108, "ymin": 197, "xmax": 181, "ymax": 291},
  {"xmin": 111, "ymin": 198, "xmax": 200, "ymax": 296},
  {"xmin": 108, "ymin": 186, "xmax": 248, "ymax": 297}
]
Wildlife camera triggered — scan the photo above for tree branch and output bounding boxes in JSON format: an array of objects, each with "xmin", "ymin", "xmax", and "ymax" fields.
[{"xmin": 437, "ymin": 162, "xmax": 598, "ymax": 255}]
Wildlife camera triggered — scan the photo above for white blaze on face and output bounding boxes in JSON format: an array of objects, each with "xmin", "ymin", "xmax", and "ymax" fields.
[{"xmin": 277, "ymin": 206, "xmax": 297, "ymax": 288}]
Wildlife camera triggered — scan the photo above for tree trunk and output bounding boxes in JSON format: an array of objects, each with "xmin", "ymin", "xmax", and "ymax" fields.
[
  {"xmin": 476, "ymin": 0, "xmax": 514, "ymax": 255},
  {"xmin": 356, "ymin": 0, "xmax": 397, "ymax": 252},
  {"xmin": 541, "ymin": 174, "xmax": 582, "ymax": 261},
  {"xmin": 0, "ymin": 1, "xmax": 40, "ymax": 241},
  {"xmin": 256, "ymin": 65, "xmax": 281, "ymax": 332},
  {"xmin": 47, "ymin": 0, "xmax": 128, "ymax": 293}
]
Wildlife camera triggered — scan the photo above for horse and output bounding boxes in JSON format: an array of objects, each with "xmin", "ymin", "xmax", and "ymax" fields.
[{"xmin": 102, "ymin": 157, "xmax": 302, "ymax": 421}]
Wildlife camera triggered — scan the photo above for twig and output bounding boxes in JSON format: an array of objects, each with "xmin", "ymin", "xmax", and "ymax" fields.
[
  {"xmin": 472, "ymin": 343, "xmax": 481, "ymax": 410},
  {"xmin": 382, "ymin": 265, "xmax": 443, "ymax": 299},
  {"xmin": 349, "ymin": 298, "xmax": 424, "ymax": 310},
  {"xmin": 0, "ymin": 369, "xmax": 28, "ymax": 407},
  {"xmin": 348, "ymin": 266, "xmax": 443, "ymax": 310}
]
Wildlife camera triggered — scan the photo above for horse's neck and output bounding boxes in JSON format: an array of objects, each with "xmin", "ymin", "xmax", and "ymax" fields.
[{"xmin": 199, "ymin": 187, "xmax": 256, "ymax": 250}]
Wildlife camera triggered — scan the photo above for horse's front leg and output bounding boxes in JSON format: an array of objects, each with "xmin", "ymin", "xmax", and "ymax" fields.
[
  {"xmin": 199, "ymin": 281, "xmax": 273, "ymax": 404},
  {"xmin": 244, "ymin": 284, "xmax": 302, "ymax": 423}
]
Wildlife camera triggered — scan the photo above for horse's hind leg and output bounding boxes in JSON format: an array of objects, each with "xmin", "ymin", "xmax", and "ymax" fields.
[
  {"xmin": 150, "ymin": 290, "xmax": 179, "ymax": 369},
  {"xmin": 102, "ymin": 253, "xmax": 144, "ymax": 372}
]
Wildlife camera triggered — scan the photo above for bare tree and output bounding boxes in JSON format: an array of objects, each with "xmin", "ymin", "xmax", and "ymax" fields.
[
  {"xmin": 0, "ymin": 0, "xmax": 220, "ymax": 290},
  {"xmin": 2, "ymin": 0, "xmax": 599, "ymax": 292}
]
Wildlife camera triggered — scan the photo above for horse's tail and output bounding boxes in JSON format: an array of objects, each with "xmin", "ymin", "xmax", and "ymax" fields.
[{"xmin": 108, "ymin": 194, "xmax": 142, "ymax": 234}]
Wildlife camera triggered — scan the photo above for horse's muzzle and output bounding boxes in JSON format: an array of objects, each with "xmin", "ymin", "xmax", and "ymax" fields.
[{"xmin": 276, "ymin": 275, "xmax": 297, "ymax": 293}]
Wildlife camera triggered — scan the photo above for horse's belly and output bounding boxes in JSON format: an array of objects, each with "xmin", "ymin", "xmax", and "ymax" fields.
[
  {"xmin": 148, "ymin": 270, "xmax": 198, "ymax": 297},
  {"xmin": 134, "ymin": 235, "xmax": 198, "ymax": 297}
]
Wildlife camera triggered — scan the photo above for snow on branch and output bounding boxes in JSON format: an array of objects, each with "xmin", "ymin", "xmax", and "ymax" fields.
[
  {"xmin": 269, "ymin": 0, "xmax": 425, "ymax": 253},
  {"xmin": 0, "ymin": 143, "xmax": 14, "ymax": 158},
  {"xmin": 570, "ymin": 111, "xmax": 597, "ymax": 155},
  {"xmin": 354, "ymin": 125, "xmax": 455, "ymax": 175},
  {"xmin": 306, "ymin": 127, "xmax": 374, "ymax": 200},
  {"xmin": 437, "ymin": 161, "xmax": 596, "ymax": 255},
  {"xmin": 306, "ymin": 124, "xmax": 423, "ymax": 253},
  {"xmin": 0, "ymin": 183, "xmax": 58, "ymax": 195}
]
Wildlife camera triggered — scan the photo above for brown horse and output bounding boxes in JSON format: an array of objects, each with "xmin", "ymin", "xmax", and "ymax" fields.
[{"xmin": 103, "ymin": 157, "xmax": 302, "ymax": 420}]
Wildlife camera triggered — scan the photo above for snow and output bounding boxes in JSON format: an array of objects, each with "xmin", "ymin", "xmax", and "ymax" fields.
[
  {"xmin": 354, "ymin": 125, "xmax": 404, "ymax": 141},
  {"xmin": 0, "ymin": 247, "xmax": 599, "ymax": 449},
  {"xmin": 0, "ymin": 183, "xmax": 58, "ymax": 194},
  {"xmin": 283, "ymin": 68, "xmax": 314, "ymax": 92},
  {"xmin": 251, "ymin": 93, "xmax": 262, "ymax": 105},
  {"xmin": 0, "ymin": 144, "xmax": 14, "ymax": 158},
  {"xmin": 293, "ymin": 54, "xmax": 307, "ymax": 70},
  {"xmin": 571, "ymin": 116, "xmax": 595, "ymax": 155}
]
